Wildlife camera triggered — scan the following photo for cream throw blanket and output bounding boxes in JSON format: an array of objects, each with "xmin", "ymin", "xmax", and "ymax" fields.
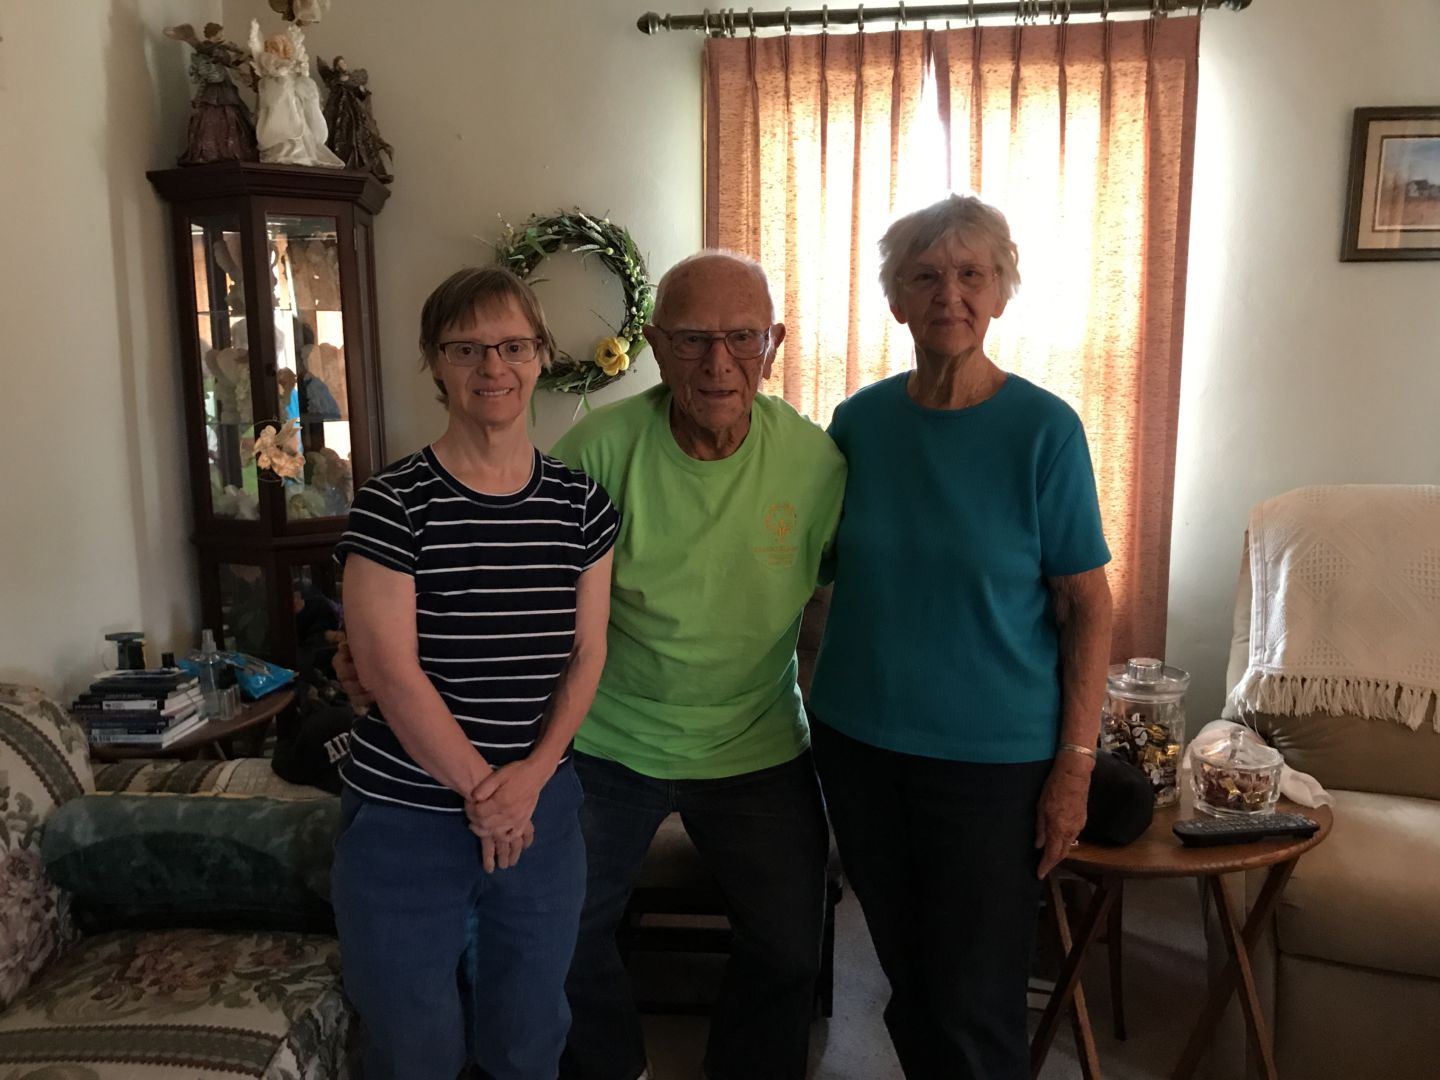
[{"xmin": 1230, "ymin": 485, "xmax": 1440, "ymax": 731}]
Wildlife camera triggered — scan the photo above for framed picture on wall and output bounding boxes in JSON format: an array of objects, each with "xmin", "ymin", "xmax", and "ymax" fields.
[{"xmin": 1342, "ymin": 106, "xmax": 1440, "ymax": 261}]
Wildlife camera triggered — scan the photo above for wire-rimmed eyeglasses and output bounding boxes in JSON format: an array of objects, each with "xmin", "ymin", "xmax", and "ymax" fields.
[
  {"xmin": 655, "ymin": 326, "xmax": 772, "ymax": 361},
  {"xmin": 439, "ymin": 338, "xmax": 542, "ymax": 366}
]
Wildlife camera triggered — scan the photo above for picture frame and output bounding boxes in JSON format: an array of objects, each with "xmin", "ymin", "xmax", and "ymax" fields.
[{"xmin": 1341, "ymin": 106, "xmax": 1440, "ymax": 261}]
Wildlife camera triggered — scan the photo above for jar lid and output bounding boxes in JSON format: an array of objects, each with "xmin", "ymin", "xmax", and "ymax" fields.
[
  {"xmin": 1106, "ymin": 657, "xmax": 1191, "ymax": 702},
  {"xmin": 1192, "ymin": 725, "xmax": 1283, "ymax": 772}
]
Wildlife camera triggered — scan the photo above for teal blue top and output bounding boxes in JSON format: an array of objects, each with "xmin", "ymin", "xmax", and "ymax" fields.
[{"xmin": 809, "ymin": 373, "xmax": 1111, "ymax": 762}]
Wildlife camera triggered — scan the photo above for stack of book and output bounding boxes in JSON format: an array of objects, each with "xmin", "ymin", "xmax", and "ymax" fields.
[{"xmin": 72, "ymin": 669, "xmax": 206, "ymax": 749}]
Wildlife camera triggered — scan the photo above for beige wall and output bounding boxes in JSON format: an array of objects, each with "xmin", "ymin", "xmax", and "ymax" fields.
[
  {"xmin": 220, "ymin": 0, "xmax": 707, "ymax": 454},
  {"xmin": 0, "ymin": 0, "xmax": 218, "ymax": 697},
  {"xmin": 1170, "ymin": 0, "xmax": 1440, "ymax": 724},
  {"xmin": 4, "ymin": 0, "xmax": 1436, "ymax": 712}
]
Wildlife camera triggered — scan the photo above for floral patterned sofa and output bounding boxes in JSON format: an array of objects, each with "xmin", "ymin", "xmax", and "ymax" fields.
[{"xmin": 0, "ymin": 683, "xmax": 351, "ymax": 1080}]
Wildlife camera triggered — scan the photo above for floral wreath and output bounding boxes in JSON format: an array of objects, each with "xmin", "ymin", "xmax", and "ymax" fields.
[{"xmin": 492, "ymin": 209, "xmax": 655, "ymax": 399}]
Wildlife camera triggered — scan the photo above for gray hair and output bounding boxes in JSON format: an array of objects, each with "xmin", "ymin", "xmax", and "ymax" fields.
[
  {"xmin": 878, "ymin": 194, "xmax": 1021, "ymax": 306},
  {"xmin": 652, "ymin": 250, "xmax": 777, "ymax": 326}
]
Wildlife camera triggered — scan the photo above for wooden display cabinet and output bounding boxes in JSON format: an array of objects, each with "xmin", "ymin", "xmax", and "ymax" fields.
[{"xmin": 149, "ymin": 162, "xmax": 388, "ymax": 668}]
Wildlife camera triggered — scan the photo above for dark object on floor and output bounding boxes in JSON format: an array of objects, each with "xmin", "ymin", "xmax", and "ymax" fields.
[
  {"xmin": 272, "ymin": 703, "xmax": 354, "ymax": 794},
  {"xmin": 1081, "ymin": 750, "xmax": 1155, "ymax": 847}
]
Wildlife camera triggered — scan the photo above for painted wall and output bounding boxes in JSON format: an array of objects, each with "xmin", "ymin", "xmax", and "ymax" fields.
[
  {"xmin": 0, "ymin": 0, "xmax": 217, "ymax": 697},
  {"xmin": 1170, "ymin": 0, "xmax": 1440, "ymax": 724},
  {"xmin": 4, "ymin": 0, "xmax": 1435, "ymax": 709},
  {"xmin": 219, "ymin": 0, "xmax": 708, "ymax": 456}
]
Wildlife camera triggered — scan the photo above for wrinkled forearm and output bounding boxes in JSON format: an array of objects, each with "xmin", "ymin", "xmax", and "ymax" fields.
[{"xmin": 1052, "ymin": 568, "xmax": 1113, "ymax": 752}]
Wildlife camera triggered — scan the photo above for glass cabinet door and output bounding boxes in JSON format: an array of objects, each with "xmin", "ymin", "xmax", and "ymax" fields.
[
  {"xmin": 216, "ymin": 560, "xmax": 273, "ymax": 658},
  {"xmin": 267, "ymin": 214, "xmax": 355, "ymax": 523},
  {"xmin": 189, "ymin": 215, "xmax": 260, "ymax": 520}
]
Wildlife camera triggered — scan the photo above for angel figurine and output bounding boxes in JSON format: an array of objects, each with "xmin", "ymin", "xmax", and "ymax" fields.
[
  {"xmin": 319, "ymin": 56, "xmax": 394, "ymax": 183},
  {"xmin": 165, "ymin": 23, "xmax": 258, "ymax": 165},
  {"xmin": 248, "ymin": 21, "xmax": 343, "ymax": 168},
  {"xmin": 270, "ymin": 0, "xmax": 331, "ymax": 25}
]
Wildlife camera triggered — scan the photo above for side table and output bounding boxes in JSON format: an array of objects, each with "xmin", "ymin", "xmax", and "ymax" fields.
[
  {"xmin": 1030, "ymin": 797, "xmax": 1332, "ymax": 1080},
  {"xmin": 88, "ymin": 689, "xmax": 297, "ymax": 762}
]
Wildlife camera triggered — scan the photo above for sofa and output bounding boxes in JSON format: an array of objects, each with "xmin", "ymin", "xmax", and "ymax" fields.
[
  {"xmin": 0, "ymin": 682, "xmax": 351, "ymax": 1080},
  {"xmin": 1203, "ymin": 515, "xmax": 1440, "ymax": 1080}
]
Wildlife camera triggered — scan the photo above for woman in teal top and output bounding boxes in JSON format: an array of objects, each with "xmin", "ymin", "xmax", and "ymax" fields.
[{"xmin": 809, "ymin": 194, "xmax": 1114, "ymax": 1080}]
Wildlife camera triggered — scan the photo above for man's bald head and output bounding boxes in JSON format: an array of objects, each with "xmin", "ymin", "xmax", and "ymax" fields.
[{"xmin": 652, "ymin": 251, "xmax": 776, "ymax": 327}]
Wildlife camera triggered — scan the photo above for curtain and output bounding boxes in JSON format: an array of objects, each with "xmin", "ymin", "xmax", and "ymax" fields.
[{"xmin": 704, "ymin": 19, "xmax": 1199, "ymax": 661}]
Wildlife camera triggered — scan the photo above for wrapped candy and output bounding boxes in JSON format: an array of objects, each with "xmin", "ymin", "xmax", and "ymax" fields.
[{"xmin": 1102, "ymin": 658, "xmax": 1190, "ymax": 807}]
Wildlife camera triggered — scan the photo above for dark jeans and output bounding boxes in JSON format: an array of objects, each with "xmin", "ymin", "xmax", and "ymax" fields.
[
  {"xmin": 560, "ymin": 750, "xmax": 829, "ymax": 1080},
  {"xmin": 332, "ymin": 765, "xmax": 586, "ymax": 1080},
  {"xmin": 811, "ymin": 719, "xmax": 1051, "ymax": 1080}
]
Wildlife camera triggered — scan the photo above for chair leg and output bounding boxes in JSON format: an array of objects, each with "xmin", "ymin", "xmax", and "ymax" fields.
[{"xmin": 1107, "ymin": 880, "xmax": 1126, "ymax": 1041}]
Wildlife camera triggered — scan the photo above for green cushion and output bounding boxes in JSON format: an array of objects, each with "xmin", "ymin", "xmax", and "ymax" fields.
[{"xmin": 40, "ymin": 794, "xmax": 338, "ymax": 934}]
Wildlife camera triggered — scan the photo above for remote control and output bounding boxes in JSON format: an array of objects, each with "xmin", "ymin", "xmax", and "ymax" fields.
[{"xmin": 1172, "ymin": 812, "xmax": 1319, "ymax": 847}]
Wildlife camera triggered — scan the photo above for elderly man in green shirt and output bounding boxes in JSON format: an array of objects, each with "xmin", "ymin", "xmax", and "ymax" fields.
[{"xmin": 554, "ymin": 252, "xmax": 845, "ymax": 1080}]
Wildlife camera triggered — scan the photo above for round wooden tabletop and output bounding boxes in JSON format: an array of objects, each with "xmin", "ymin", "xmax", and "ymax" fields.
[
  {"xmin": 1063, "ymin": 797, "xmax": 1333, "ymax": 880},
  {"xmin": 89, "ymin": 688, "xmax": 296, "ymax": 762}
]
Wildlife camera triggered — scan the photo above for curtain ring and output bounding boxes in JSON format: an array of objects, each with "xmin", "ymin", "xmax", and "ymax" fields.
[
  {"xmin": 857, "ymin": 4, "xmax": 864, "ymax": 34},
  {"xmin": 727, "ymin": 8, "xmax": 737, "ymax": 36},
  {"xmin": 1101, "ymin": 0, "xmax": 1110, "ymax": 20},
  {"xmin": 822, "ymin": 4, "xmax": 829, "ymax": 32},
  {"xmin": 968, "ymin": 0, "xmax": 976, "ymax": 26},
  {"xmin": 1063, "ymin": 0, "xmax": 1072, "ymax": 22},
  {"xmin": 701, "ymin": 7, "xmax": 711, "ymax": 35},
  {"xmin": 783, "ymin": 5, "xmax": 791, "ymax": 33},
  {"xmin": 747, "ymin": 6, "xmax": 756, "ymax": 35},
  {"xmin": 898, "ymin": 0, "xmax": 907, "ymax": 27}
]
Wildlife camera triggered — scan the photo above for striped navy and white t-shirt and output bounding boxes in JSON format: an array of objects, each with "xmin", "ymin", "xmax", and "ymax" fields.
[{"xmin": 334, "ymin": 446, "xmax": 619, "ymax": 812}]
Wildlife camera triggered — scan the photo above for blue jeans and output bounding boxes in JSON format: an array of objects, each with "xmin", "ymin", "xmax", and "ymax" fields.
[
  {"xmin": 560, "ymin": 751, "xmax": 828, "ymax": 1080},
  {"xmin": 332, "ymin": 763, "xmax": 586, "ymax": 1080},
  {"xmin": 811, "ymin": 719, "xmax": 1051, "ymax": 1080}
]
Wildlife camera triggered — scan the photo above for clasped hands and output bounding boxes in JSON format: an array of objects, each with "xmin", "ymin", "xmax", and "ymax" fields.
[{"xmin": 467, "ymin": 758, "xmax": 547, "ymax": 873}]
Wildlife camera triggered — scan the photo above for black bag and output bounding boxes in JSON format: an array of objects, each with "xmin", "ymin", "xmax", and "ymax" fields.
[{"xmin": 1079, "ymin": 750, "xmax": 1155, "ymax": 846}]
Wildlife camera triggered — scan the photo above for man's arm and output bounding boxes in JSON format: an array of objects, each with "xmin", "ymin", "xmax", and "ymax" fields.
[{"xmin": 1035, "ymin": 564, "xmax": 1113, "ymax": 878}]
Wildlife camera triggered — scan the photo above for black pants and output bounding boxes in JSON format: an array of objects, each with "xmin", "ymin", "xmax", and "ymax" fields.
[
  {"xmin": 811, "ymin": 719, "xmax": 1050, "ymax": 1080},
  {"xmin": 560, "ymin": 751, "xmax": 829, "ymax": 1080}
]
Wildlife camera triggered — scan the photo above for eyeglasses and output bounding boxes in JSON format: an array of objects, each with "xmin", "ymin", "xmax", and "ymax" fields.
[
  {"xmin": 901, "ymin": 264, "xmax": 998, "ymax": 294},
  {"xmin": 438, "ymin": 338, "xmax": 542, "ymax": 366},
  {"xmin": 656, "ymin": 327, "xmax": 771, "ymax": 361}
]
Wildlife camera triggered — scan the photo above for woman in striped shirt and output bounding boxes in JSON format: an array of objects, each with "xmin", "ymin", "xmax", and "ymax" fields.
[{"xmin": 332, "ymin": 267, "xmax": 618, "ymax": 1080}]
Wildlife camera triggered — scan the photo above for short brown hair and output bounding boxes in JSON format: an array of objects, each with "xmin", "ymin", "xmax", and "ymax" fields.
[{"xmin": 418, "ymin": 267, "xmax": 555, "ymax": 403}]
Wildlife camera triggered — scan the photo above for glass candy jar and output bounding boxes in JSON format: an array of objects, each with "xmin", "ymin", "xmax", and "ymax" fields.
[
  {"xmin": 1101, "ymin": 658, "xmax": 1191, "ymax": 807},
  {"xmin": 1190, "ymin": 725, "xmax": 1283, "ymax": 817}
]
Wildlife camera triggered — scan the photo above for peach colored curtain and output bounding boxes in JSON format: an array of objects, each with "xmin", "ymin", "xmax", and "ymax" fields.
[{"xmin": 704, "ymin": 19, "xmax": 1199, "ymax": 661}]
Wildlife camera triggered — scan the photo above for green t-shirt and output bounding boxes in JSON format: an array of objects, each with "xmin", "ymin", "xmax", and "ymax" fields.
[{"xmin": 551, "ymin": 385, "xmax": 846, "ymax": 779}]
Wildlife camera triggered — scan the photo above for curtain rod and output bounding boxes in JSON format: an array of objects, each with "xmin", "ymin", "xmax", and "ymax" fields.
[{"xmin": 637, "ymin": 0, "xmax": 1249, "ymax": 35}]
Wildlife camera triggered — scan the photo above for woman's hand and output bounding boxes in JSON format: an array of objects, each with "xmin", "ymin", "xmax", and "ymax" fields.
[
  {"xmin": 465, "ymin": 759, "xmax": 551, "ymax": 867},
  {"xmin": 1035, "ymin": 751, "xmax": 1094, "ymax": 878},
  {"xmin": 471, "ymin": 819, "xmax": 535, "ymax": 873}
]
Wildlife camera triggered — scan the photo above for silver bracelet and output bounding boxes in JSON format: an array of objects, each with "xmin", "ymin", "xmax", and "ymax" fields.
[{"xmin": 1058, "ymin": 742, "xmax": 1097, "ymax": 759}]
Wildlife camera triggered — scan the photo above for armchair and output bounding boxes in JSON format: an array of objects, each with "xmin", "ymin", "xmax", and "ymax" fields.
[{"xmin": 1206, "ymin": 486, "xmax": 1440, "ymax": 1080}]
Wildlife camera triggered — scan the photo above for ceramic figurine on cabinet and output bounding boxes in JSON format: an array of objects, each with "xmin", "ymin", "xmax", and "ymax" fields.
[
  {"xmin": 269, "ymin": 0, "xmax": 331, "ymax": 25},
  {"xmin": 319, "ymin": 56, "xmax": 394, "ymax": 183},
  {"xmin": 166, "ymin": 23, "xmax": 258, "ymax": 165},
  {"xmin": 248, "ymin": 21, "xmax": 343, "ymax": 168}
]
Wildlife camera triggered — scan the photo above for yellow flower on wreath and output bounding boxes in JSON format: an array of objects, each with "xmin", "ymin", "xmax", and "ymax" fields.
[{"xmin": 594, "ymin": 336, "xmax": 630, "ymax": 377}]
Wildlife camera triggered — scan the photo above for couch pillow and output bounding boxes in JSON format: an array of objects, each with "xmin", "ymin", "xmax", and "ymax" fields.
[
  {"xmin": 41, "ymin": 793, "xmax": 339, "ymax": 934},
  {"xmin": 0, "ymin": 683, "xmax": 91, "ymax": 1007}
]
